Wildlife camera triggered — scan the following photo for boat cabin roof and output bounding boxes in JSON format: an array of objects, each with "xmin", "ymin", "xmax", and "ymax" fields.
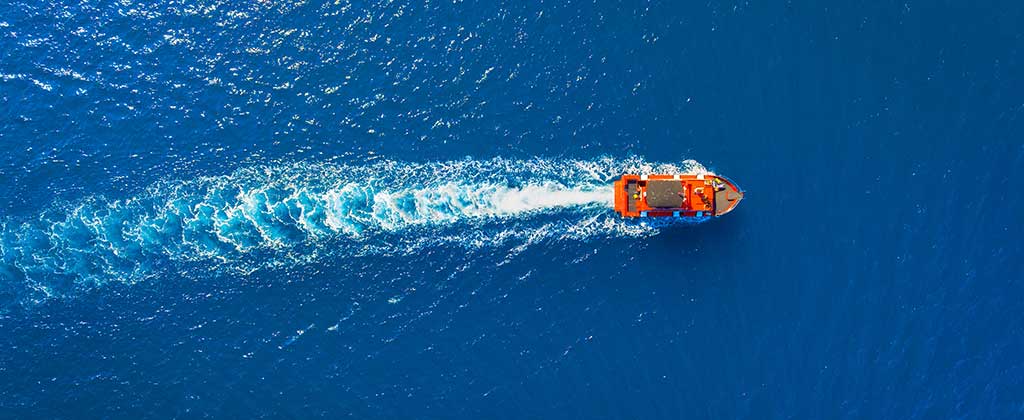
[{"xmin": 645, "ymin": 180, "xmax": 686, "ymax": 208}]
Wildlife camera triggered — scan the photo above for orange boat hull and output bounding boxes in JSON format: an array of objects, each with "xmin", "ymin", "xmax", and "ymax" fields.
[{"xmin": 613, "ymin": 174, "xmax": 743, "ymax": 218}]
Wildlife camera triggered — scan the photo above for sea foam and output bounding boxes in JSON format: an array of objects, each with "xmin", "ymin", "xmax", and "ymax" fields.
[{"xmin": 0, "ymin": 157, "xmax": 709, "ymax": 307}]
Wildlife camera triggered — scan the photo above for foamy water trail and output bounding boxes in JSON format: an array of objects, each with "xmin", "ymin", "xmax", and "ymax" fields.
[{"xmin": 0, "ymin": 157, "xmax": 708, "ymax": 307}]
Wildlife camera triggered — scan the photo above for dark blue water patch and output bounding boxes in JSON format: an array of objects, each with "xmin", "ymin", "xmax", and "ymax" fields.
[
  {"xmin": 0, "ymin": 0, "xmax": 660, "ymax": 217},
  {"xmin": 0, "ymin": 229, "xmax": 718, "ymax": 417},
  {"xmin": 5, "ymin": 201, "xmax": 1019, "ymax": 418}
]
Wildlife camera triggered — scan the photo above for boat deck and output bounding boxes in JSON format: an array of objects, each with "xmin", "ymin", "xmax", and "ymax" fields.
[{"xmin": 613, "ymin": 174, "xmax": 743, "ymax": 218}]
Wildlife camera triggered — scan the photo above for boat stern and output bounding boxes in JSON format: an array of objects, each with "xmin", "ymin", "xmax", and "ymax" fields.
[{"xmin": 613, "ymin": 175, "xmax": 641, "ymax": 217}]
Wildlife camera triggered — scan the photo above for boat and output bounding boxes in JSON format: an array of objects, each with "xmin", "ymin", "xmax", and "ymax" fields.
[{"xmin": 613, "ymin": 173, "xmax": 743, "ymax": 218}]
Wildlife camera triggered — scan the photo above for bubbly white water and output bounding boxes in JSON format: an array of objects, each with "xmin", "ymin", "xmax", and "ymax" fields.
[{"xmin": 0, "ymin": 157, "xmax": 710, "ymax": 305}]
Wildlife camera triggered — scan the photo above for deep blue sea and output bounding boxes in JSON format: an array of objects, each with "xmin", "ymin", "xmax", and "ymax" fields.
[{"xmin": 2, "ymin": 0, "xmax": 1023, "ymax": 418}]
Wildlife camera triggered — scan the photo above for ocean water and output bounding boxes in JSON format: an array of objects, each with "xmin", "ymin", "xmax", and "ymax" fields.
[{"xmin": 1, "ymin": 0, "xmax": 1022, "ymax": 418}]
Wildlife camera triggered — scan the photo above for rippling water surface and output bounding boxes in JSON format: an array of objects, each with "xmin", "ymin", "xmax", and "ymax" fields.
[{"xmin": 2, "ymin": 0, "xmax": 1022, "ymax": 418}]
